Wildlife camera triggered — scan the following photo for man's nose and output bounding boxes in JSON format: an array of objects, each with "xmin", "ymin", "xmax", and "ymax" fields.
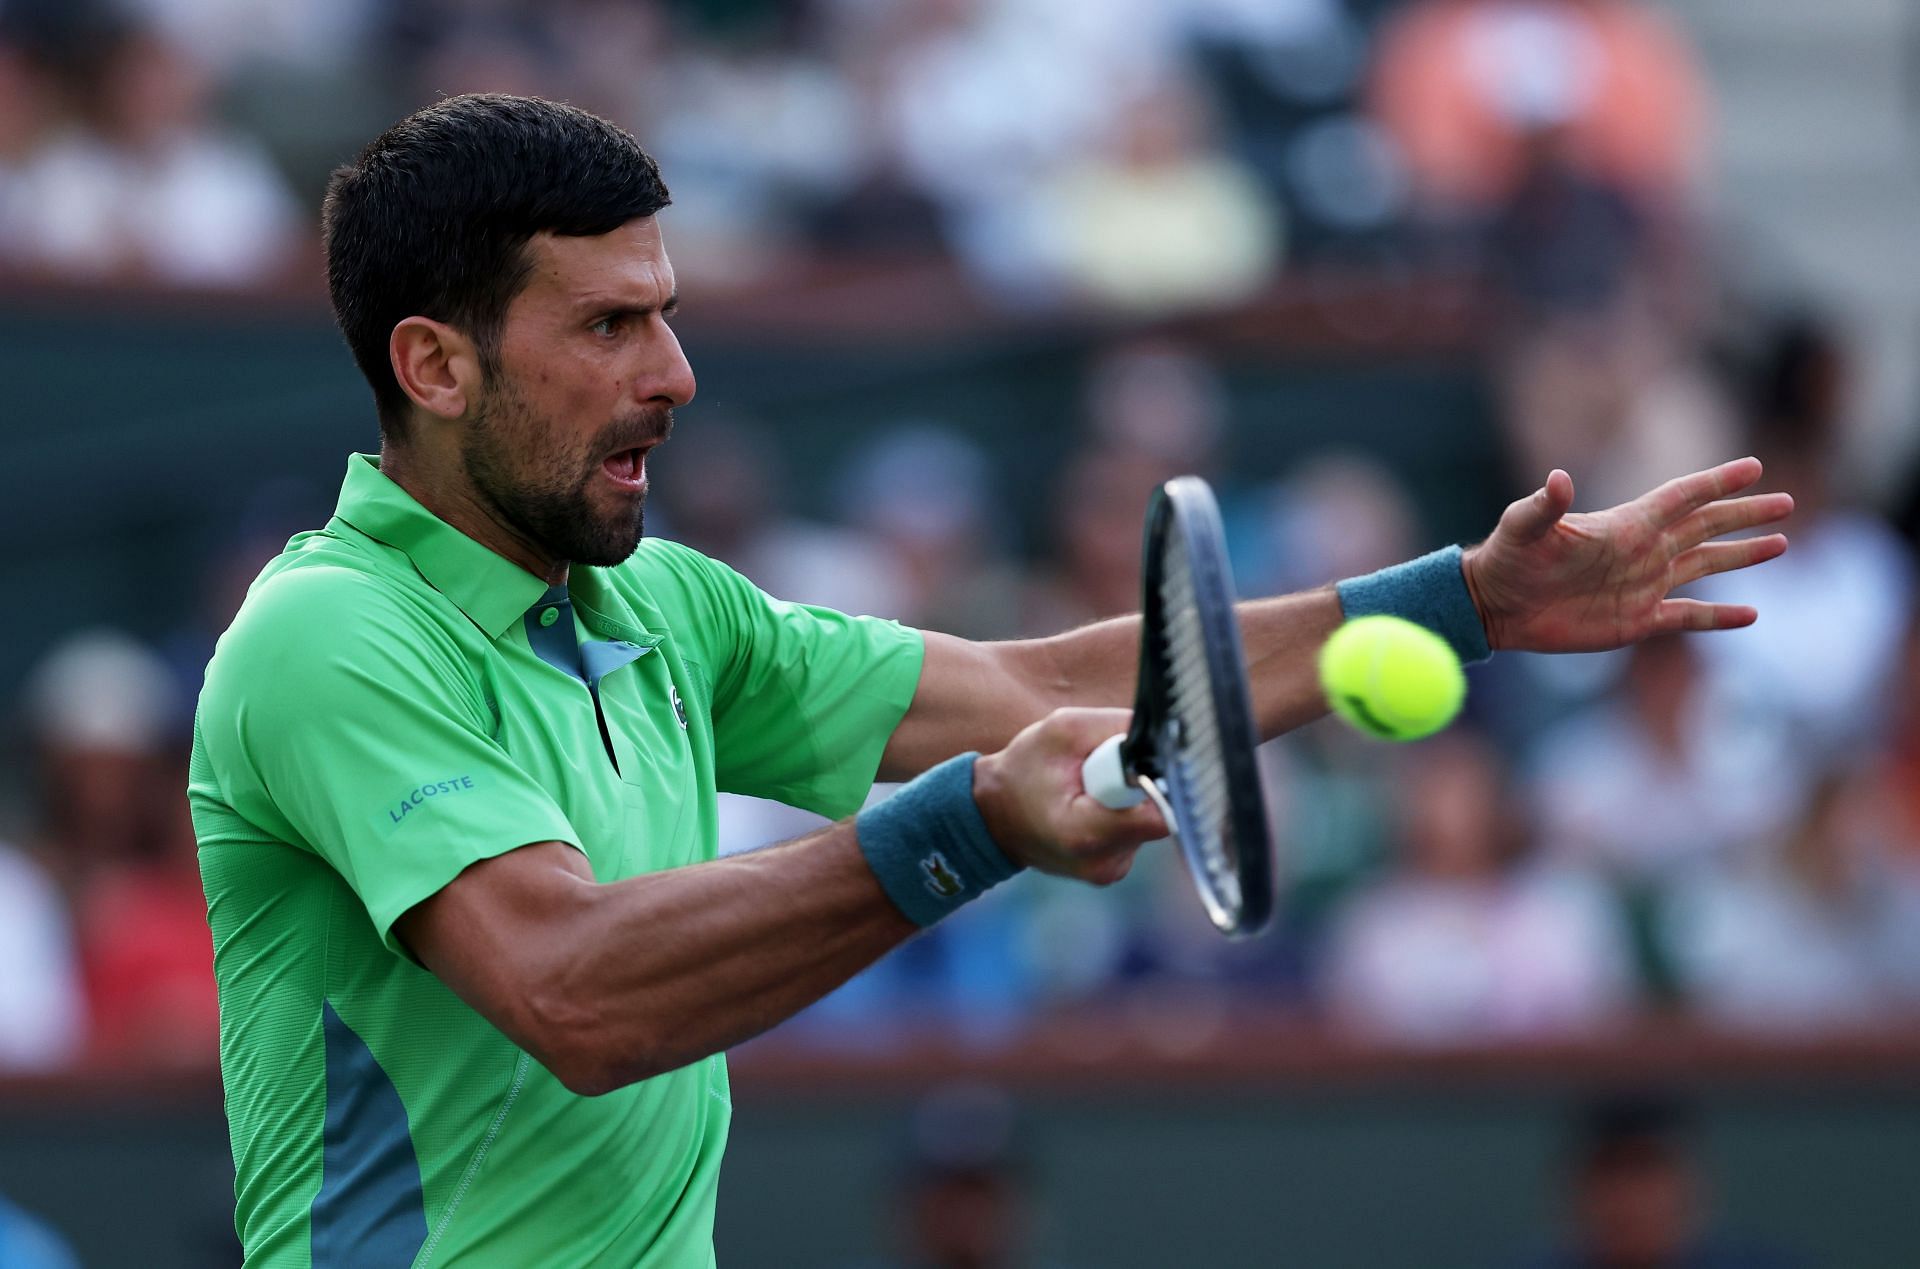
[{"xmin": 642, "ymin": 326, "xmax": 696, "ymax": 408}]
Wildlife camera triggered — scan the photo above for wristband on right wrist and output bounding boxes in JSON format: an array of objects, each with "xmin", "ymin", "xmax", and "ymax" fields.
[{"xmin": 856, "ymin": 752, "xmax": 1022, "ymax": 928}]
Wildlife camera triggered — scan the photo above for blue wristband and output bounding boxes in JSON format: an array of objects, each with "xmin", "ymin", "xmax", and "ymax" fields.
[
  {"xmin": 856, "ymin": 752, "xmax": 1021, "ymax": 927},
  {"xmin": 1336, "ymin": 545, "xmax": 1492, "ymax": 663}
]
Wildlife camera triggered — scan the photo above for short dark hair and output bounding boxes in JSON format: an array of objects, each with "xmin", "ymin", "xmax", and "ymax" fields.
[{"xmin": 323, "ymin": 94, "xmax": 670, "ymax": 438}]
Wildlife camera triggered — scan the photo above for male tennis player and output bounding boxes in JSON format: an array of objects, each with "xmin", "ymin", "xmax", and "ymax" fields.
[{"xmin": 189, "ymin": 94, "xmax": 1792, "ymax": 1266}]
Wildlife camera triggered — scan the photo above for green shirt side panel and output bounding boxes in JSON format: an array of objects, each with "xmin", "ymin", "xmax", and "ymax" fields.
[
  {"xmin": 408, "ymin": 1053, "xmax": 730, "ymax": 1267},
  {"xmin": 618, "ymin": 540, "xmax": 924, "ymax": 817}
]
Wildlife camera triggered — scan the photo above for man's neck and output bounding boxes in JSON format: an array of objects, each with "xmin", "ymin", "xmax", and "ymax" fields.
[{"xmin": 378, "ymin": 445, "xmax": 569, "ymax": 586}]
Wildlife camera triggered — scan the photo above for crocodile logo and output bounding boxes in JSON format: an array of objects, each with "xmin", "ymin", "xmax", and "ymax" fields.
[{"xmin": 920, "ymin": 851, "xmax": 964, "ymax": 899}]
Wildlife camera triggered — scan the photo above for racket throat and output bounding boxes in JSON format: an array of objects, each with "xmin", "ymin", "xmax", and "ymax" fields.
[{"xmin": 1134, "ymin": 773, "xmax": 1177, "ymax": 836}]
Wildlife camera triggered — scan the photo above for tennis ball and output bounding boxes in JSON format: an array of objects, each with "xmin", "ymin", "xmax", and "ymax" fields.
[{"xmin": 1318, "ymin": 615, "xmax": 1465, "ymax": 742}]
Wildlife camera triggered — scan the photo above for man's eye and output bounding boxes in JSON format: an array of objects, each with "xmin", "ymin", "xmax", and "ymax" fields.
[{"xmin": 591, "ymin": 315, "xmax": 622, "ymax": 337}]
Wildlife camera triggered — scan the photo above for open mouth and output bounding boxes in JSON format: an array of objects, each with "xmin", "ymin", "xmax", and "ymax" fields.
[{"xmin": 601, "ymin": 447, "xmax": 648, "ymax": 491}]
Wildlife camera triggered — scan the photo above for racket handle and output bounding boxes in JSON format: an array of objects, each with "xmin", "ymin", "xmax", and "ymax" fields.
[{"xmin": 1081, "ymin": 734, "xmax": 1147, "ymax": 810}]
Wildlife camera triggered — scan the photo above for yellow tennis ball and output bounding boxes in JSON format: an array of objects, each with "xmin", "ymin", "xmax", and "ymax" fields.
[{"xmin": 1318, "ymin": 615, "xmax": 1466, "ymax": 742}]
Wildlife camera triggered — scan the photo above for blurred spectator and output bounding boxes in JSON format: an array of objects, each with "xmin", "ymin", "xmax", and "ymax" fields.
[
  {"xmin": 406, "ymin": 19, "xmax": 568, "ymax": 107},
  {"xmin": 0, "ymin": 1194, "xmax": 80, "ymax": 1269},
  {"xmin": 1322, "ymin": 729, "xmax": 1635, "ymax": 1043},
  {"xmin": 1526, "ymin": 636, "xmax": 1801, "ymax": 886},
  {"xmin": 1183, "ymin": 0, "xmax": 1406, "ymax": 248},
  {"xmin": 21, "ymin": 629, "xmax": 217, "ymax": 1065},
  {"xmin": 78, "ymin": 749, "xmax": 220, "ymax": 1067},
  {"xmin": 1081, "ymin": 340, "xmax": 1227, "ymax": 481},
  {"xmin": 3, "ymin": 16, "xmax": 301, "ymax": 287},
  {"xmin": 1693, "ymin": 315, "xmax": 1917, "ymax": 763},
  {"xmin": 0, "ymin": 29, "xmax": 62, "ymax": 259},
  {"xmin": 1495, "ymin": 321, "xmax": 1740, "ymax": 518},
  {"xmin": 1023, "ymin": 448, "xmax": 1167, "ymax": 633},
  {"xmin": 857, "ymin": 1081, "xmax": 1073, "ymax": 1269},
  {"xmin": 1022, "ymin": 346, "xmax": 1230, "ymax": 631},
  {"xmin": 800, "ymin": 61, "xmax": 946, "ymax": 257},
  {"xmin": 875, "ymin": 0, "xmax": 1185, "ymax": 301},
  {"xmin": 840, "ymin": 423, "xmax": 1027, "ymax": 640},
  {"xmin": 1662, "ymin": 770, "xmax": 1920, "ymax": 1034},
  {"xmin": 1486, "ymin": 132, "xmax": 1651, "ymax": 318},
  {"xmin": 22, "ymin": 629, "xmax": 181, "ymax": 895},
  {"xmin": 1248, "ymin": 451, "xmax": 1421, "ymax": 595},
  {"xmin": 541, "ymin": 0, "xmax": 673, "ymax": 127},
  {"xmin": 1522, "ymin": 1095, "xmax": 1796, "ymax": 1269},
  {"xmin": 645, "ymin": 26, "xmax": 865, "ymax": 286},
  {"xmin": 1371, "ymin": 0, "xmax": 1706, "ymax": 219},
  {"xmin": 1022, "ymin": 73, "xmax": 1281, "ymax": 313},
  {"xmin": 0, "ymin": 840, "xmax": 84, "ymax": 1070},
  {"xmin": 129, "ymin": 0, "xmax": 375, "ymax": 75},
  {"xmin": 655, "ymin": 413, "xmax": 906, "ymax": 619}
]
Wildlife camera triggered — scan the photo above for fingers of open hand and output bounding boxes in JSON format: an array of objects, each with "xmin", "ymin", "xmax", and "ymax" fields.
[
  {"xmin": 1646, "ymin": 457, "xmax": 1764, "ymax": 528},
  {"xmin": 1671, "ymin": 534, "xmax": 1789, "ymax": 586},
  {"xmin": 1500, "ymin": 470, "xmax": 1575, "ymax": 542},
  {"xmin": 1676, "ymin": 492, "xmax": 1795, "ymax": 548},
  {"xmin": 1653, "ymin": 598, "xmax": 1758, "ymax": 634}
]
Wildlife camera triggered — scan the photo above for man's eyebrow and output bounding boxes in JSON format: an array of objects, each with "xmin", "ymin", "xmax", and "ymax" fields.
[{"xmin": 578, "ymin": 291, "xmax": 679, "ymax": 317}]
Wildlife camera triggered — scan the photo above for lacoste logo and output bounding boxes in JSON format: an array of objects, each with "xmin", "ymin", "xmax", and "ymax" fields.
[
  {"xmin": 386, "ymin": 776, "xmax": 477, "ymax": 825},
  {"xmin": 920, "ymin": 851, "xmax": 964, "ymax": 899}
]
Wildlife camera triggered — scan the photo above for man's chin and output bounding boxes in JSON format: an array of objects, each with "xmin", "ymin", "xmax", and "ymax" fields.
[{"xmin": 567, "ymin": 508, "xmax": 647, "ymax": 568}]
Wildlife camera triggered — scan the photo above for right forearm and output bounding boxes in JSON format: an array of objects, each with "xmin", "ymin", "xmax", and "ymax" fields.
[{"xmin": 541, "ymin": 822, "xmax": 915, "ymax": 1091}]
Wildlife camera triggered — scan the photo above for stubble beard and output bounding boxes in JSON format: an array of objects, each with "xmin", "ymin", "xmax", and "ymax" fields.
[{"xmin": 462, "ymin": 376, "xmax": 666, "ymax": 569}]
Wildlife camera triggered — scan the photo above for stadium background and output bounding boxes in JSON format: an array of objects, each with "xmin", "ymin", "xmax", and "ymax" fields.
[{"xmin": 4, "ymin": 0, "xmax": 1920, "ymax": 1264}]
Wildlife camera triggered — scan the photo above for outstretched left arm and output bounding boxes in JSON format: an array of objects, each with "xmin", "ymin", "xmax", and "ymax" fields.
[
  {"xmin": 876, "ymin": 589, "xmax": 1344, "ymax": 780},
  {"xmin": 877, "ymin": 457, "xmax": 1794, "ymax": 781},
  {"xmin": 1462, "ymin": 456, "xmax": 1792, "ymax": 651}
]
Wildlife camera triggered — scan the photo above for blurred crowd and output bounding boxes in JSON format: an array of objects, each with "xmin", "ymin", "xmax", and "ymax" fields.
[
  {"xmin": 7, "ymin": 0, "xmax": 1920, "ymax": 1077},
  {"xmin": 0, "ymin": 0, "xmax": 1706, "ymax": 313}
]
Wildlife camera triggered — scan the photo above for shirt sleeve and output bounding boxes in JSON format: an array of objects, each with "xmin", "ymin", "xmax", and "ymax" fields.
[
  {"xmin": 648, "ymin": 542, "xmax": 924, "ymax": 818},
  {"xmin": 197, "ymin": 563, "xmax": 581, "ymax": 957}
]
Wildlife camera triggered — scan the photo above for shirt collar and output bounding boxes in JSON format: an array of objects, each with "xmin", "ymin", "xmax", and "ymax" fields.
[{"xmin": 330, "ymin": 453, "xmax": 552, "ymax": 640}]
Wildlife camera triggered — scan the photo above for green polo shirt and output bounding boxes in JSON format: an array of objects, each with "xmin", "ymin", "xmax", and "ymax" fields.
[{"xmin": 189, "ymin": 454, "xmax": 923, "ymax": 1267}]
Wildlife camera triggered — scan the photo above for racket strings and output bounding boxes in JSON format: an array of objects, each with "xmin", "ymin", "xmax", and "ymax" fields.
[{"xmin": 1158, "ymin": 528, "xmax": 1238, "ymax": 903}]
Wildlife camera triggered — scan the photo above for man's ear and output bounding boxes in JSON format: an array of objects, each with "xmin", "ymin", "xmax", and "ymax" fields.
[{"xmin": 390, "ymin": 317, "xmax": 482, "ymax": 421}]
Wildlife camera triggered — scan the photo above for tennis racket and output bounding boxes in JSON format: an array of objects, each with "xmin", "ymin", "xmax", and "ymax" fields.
[{"xmin": 1080, "ymin": 476, "xmax": 1274, "ymax": 937}]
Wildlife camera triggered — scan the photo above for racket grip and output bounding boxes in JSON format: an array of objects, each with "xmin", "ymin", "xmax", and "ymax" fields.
[{"xmin": 1081, "ymin": 734, "xmax": 1147, "ymax": 810}]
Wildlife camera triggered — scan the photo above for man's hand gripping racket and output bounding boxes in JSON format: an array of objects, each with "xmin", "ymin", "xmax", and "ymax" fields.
[{"xmin": 1080, "ymin": 477, "xmax": 1275, "ymax": 937}]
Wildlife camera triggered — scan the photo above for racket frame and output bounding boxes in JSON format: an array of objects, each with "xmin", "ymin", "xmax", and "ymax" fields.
[{"xmin": 1117, "ymin": 477, "xmax": 1274, "ymax": 937}]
